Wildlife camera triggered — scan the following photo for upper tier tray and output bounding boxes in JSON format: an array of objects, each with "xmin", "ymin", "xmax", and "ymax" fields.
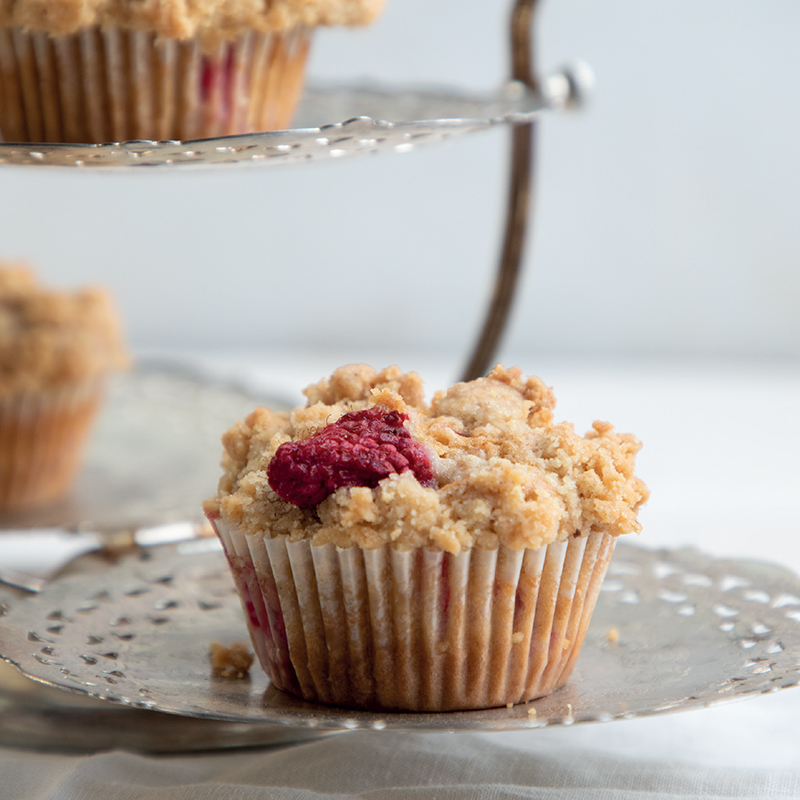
[{"xmin": 0, "ymin": 70, "xmax": 586, "ymax": 169}]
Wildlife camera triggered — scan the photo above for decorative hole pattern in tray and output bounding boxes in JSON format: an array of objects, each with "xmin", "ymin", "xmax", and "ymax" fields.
[{"xmin": 1, "ymin": 539, "xmax": 798, "ymax": 734}]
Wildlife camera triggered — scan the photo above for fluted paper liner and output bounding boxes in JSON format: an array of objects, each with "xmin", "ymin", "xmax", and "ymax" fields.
[
  {"xmin": 0, "ymin": 380, "xmax": 103, "ymax": 513},
  {"xmin": 213, "ymin": 517, "xmax": 615, "ymax": 711},
  {"xmin": 0, "ymin": 26, "xmax": 311, "ymax": 143}
]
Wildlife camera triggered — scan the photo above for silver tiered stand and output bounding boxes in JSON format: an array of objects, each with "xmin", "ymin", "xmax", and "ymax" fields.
[
  {"xmin": 2, "ymin": 0, "xmax": 800, "ymax": 755},
  {"xmin": 0, "ymin": 0, "xmax": 585, "ymax": 381}
]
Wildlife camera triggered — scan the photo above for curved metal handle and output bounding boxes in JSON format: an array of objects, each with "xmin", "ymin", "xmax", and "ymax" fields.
[{"xmin": 461, "ymin": 0, "xmax": 540, "ymax": 381}]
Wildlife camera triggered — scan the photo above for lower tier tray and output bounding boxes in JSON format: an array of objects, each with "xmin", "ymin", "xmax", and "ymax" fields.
[{"xmin": 1, "ymin": 537, "xmax": 799, "ymax": 752}]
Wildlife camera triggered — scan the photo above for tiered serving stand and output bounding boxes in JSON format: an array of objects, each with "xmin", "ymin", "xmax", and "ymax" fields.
[
  {"xmin": 0, "ymin": 0, "xmax": 585, "ymax": 382},
  {"xmin": 2, "ymin": 0, "xmax": 800, "ymax": 754}
]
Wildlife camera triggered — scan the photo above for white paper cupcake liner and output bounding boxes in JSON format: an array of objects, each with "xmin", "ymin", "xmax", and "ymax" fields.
[
  {"xmin": 212, "ymin": 516, "xmax": 616, "ymax": 712},
  {"xmin": 0, "ymin": 379, "xmax": 104, "ymax": 513},
  {"xmin": 0, "ymin": 26, "xmax": 311, "ymax": 143}
]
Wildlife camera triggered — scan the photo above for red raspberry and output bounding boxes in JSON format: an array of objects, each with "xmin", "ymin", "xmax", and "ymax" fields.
[{"xmin": 267, "ymin": 407, "xmax": 435, "ymax": 508}]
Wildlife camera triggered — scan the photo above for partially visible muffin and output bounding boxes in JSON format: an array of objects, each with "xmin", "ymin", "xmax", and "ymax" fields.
[
  {"xmin": 205, "ymin": 364, "xmax": 649, "ymax": 712},
  {"xmin": 0, "ymin": 0, "xmax": 384, "ymax": 143},
  {"xmin": 0, "ymin": 263, "xmax": 129, "ymax": 513}
]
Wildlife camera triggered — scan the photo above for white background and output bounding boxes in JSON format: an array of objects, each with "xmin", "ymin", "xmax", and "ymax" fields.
[{"xmin": 1, "ymin": 0, "xmax": 799, "ymax": 362}]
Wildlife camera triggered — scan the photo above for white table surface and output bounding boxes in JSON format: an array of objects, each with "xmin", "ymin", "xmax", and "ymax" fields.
[{"xmin": 2, "ymin": 351, "xmax": 799, "ymax": 798}]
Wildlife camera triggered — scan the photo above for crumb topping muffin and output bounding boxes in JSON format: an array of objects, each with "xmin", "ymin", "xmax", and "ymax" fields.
[
  {"xmin": 0, "ymin": 0, "xmax": 384, "ymax": 49},
  {"xmin": 0, "ymin": 263, "xmax": 129, "ymax": 396},
  {"xmin": 0, "ymin": 262, "xmax": 129, "ymax": 513},
  {"xmin": 1, "ymin": 0, "xmax": 382, "ymax": 142},
  {"xmin": 206, "ymin": 365, "xmax": 649, "ymax": 711},
  {"xmin": 205, "ymin": 364, "xmax": 649, "ymax": 554}
]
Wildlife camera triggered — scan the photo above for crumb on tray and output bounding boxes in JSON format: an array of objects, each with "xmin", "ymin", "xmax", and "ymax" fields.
[{"xmin": 209, "ymin": 641, "xmax": 253, "ymax": 679}]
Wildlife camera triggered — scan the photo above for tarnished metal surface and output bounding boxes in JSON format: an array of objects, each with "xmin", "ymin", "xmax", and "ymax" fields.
[
  {"xmin": 2, "ymin": 539, "xmax": 798, "ymax": 740},
  {"xmin": 0, "ymin": 659, "xmax": 327, "ymax": 753}
]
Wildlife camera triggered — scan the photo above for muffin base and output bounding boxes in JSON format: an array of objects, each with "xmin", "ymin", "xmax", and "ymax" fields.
[
  {"xmin": 0, "ymin": 26, "xmax": 311, "ymax": 143},
  {"xmin": 0, "ymin": 380, "xmax": 103, "ymax": 513},
  {"xmin": 212, "ymin": 516, "xmax": 616, "ymax": 712}
]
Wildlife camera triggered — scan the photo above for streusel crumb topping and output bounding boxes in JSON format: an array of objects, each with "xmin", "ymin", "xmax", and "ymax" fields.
[
  {"xmin": 0, "ymin": 263, "xmax": 129, "ymax": 395},
  {"xmin": 1, "ymin": 0, "xmax": 383, "ymax": 43},
  {"xmin": 204, "ymin": 364, "xmax": 649, "ymax": 554}
]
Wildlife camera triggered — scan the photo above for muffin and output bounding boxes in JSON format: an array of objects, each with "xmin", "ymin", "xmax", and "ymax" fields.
[
  {"xmin": 204, "ymin": 364, "xmax": 649, "ymax": 712},
  {"xmin": 0, "ymin": 0, "xmax": 383, "ymax": 143},
  {"xmin": 0, "ymin": 263, "xmax": 129, "ymax": 513}
]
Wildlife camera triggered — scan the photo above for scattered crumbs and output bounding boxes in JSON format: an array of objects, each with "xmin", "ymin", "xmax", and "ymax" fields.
[
  {"xmin": 511, "ymin": 632, "xmax": 524, "ymax": 644},
  {"xmin": 209, "ymin": 641, "xmax": 253, "ymax": 679},
  {"xmin": 527, "ymin": 707, "xmax": 537, "ymax": 718},
  {"xmin": 506, "ymin": 702, "xmax": 514, "ymax": 709},
  {"xmin": 607, "ymin": 627, "xmax": 620, "ymax": 646},
  {"xmin": 562, "ymin": 638, "xmax": 571, "ymax": 650},
  {"xmin": 566, "ymin": 703, "xmax": 573, "ymax": 716}
]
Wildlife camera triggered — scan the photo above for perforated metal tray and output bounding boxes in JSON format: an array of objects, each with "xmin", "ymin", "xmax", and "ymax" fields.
[
  {"xmin": 1, "ymin": 538, "xmax": 798, "ymax": 752},
  {"xmin": 0, "ymin": 73, "xmax": 583, "ymax": 169}
]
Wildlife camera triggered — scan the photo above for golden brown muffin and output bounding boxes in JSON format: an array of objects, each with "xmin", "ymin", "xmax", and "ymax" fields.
[
  {"xmin": 0, "ymin": 0, "xmax": 383, "ymax": 143},
  {"xmin": 0, "ymin": 262, "xmax": 129, "ymax": 513},
  {"xmin": 205, "ymin": 365, "xmax": 649, "ymax": 712}
]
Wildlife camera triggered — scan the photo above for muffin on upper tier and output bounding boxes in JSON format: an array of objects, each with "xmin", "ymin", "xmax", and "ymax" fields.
[
  {"xmin": 0, "ymin": 0, "xmax": 384, "ymax": 143},
  {"xmin": 204, "ymin": 364, "xmax": 649, "ymax": 712},
  {"xmin": 0, "ymin": 263, "xmax": 129, "ymax": 513}
]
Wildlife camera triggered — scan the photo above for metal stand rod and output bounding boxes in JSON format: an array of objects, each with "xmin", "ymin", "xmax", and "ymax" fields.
[{"xmin": 461, "ymin": 0, "xmax": 540, "ymax": 381}]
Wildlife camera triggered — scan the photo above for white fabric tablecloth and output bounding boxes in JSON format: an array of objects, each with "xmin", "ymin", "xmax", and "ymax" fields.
[
  {"xmin": 2, "ymin": 352, "xmax": 799, "ymax": 799},
  {"xmin": 3, "ymin": 724, "xmax": 800, "ymax": 799}
]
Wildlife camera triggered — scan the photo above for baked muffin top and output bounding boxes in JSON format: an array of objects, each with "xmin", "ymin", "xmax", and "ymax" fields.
[
  {"xmin": 0, "ymin": 0, "xmax": 384, "ymax": 44},
  {"xmin": 0, "ymin": 263, "xmax": 129, "ymax": 396},
  {"xmin": 205, "ymin": 364, "xmax": 649, "ymax": 554}
]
